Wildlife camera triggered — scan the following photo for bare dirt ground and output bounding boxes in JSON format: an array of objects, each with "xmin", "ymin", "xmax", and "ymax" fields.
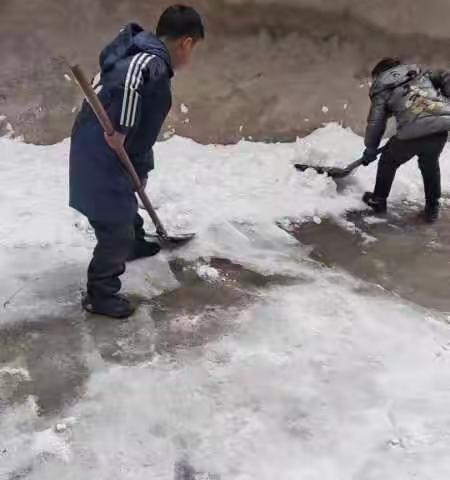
[{"xmin": 1, "ymin": 0, "xmax": 450, "ymax": 144}]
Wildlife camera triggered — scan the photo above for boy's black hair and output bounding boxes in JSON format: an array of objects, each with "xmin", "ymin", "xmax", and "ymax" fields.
[
  {"xmin": 156, "ymin": 5, "xmax": 205, "ymax": 40},
  {"xmin": 371, "ymin": 57, "xmax": 402, "ymax": 78}
]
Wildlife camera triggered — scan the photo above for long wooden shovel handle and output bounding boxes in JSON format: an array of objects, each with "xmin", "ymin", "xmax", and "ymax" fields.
[{"xmin": 68, "ymin": 64, "xmax": 169, "ymax": 239}]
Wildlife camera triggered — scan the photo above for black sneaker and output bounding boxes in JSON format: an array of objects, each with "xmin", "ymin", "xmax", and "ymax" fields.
[
  {"xmin": 82, "ymin": 294, "xmax": 135, "ymax": 319},
  {"xmin": 424, "ymin": 203, "xmax": 439, "ymax": 223},
  {"xmin": 127, "ymin": 239, "xmax": 161, "ymax": 262},
  {"xmin": 362, "ymin": 192, "xmax": 387, "ymax": 214}
]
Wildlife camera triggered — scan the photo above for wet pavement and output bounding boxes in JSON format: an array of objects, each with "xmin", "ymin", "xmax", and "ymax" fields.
[
  {"xmin": 2, "ymin": 214, "xmax": 450, "ymax": 478},
  {"xmin": 0, "ymin": 258, "xmax": 298, "ymax": 418},
  {"xmin": 2, "ymin": 211, "xmax": 450, "ymax": 421},
  {"xmin": 290, "ymin": 206, "xmax": 450, "ymax": 314}
]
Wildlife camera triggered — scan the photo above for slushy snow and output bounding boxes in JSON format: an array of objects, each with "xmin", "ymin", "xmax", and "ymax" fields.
[{"xmin": 1, "ymin": 124, "xmax": 450, "ymax": 479}]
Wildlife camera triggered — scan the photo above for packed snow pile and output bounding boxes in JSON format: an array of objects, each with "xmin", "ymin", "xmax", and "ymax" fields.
[
  {"xmin": 2, "ymin": 124, "xmax": 450, "ymax": 479},
  {"xmin": 2, "ymin": 123, "xmax": 450, "ymax": 316}
]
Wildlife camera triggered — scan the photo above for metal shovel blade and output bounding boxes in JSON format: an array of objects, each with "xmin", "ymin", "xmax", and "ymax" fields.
[
  {"xmin": 164, "ymin": 232, "xmax": 196, "ymax": 246},
  {"xmin": 148, "ymin": 232, "xmax": 196, "ymax": 249},
  {"xmin": 294, "ymin": 157, "xmax": 365, "ymax": 179},
  {"xmin": 294, "ymin": 163, "xmax": 352, "ymax": 179}
]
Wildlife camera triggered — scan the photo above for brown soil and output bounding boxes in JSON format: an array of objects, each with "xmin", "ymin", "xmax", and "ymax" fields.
[{"xmin": 1, "ymin": 0, "xmax": 450, "ymax": 144}]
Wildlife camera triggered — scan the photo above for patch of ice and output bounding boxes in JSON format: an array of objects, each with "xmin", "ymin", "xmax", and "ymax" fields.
[
  {"xmin": 0, "ymin": 115, "xmax": 15, "ymax": 138},
  {"xmin": 363, "ymin": 216, "xmax": 389, "ymax": 225},
  {"xmin": 0, "ymin": 366, "xmax": 31, "ymax": 381},
  {"xmin": 54, "ymin": 417, "xmax": 77, "ymax": 434},
  {"xmin": 196, "ymin": 264, "xmax": 220, "ymax": 281}
]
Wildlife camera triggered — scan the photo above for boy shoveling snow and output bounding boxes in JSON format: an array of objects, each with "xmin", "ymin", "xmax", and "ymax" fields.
[
  {"xmin": 69, "ymin": 5, "xmax": 205, "ymax": 319},
  {"xmin": 361, "ymin": 57, "xmax": 450, "ymax": 223}
]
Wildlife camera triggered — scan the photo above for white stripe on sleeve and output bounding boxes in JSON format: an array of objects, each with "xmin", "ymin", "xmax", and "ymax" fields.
[
  {"xmin": 124, "ymin": 53, "xmax": 149, "ymax": 126},
  {"xmin": 120, "ymin": 53, "xmax": 147, "ymax": 127},
  {"xmin": 129, "ymin": 55, "xmax": 155, "ymax": 127}
]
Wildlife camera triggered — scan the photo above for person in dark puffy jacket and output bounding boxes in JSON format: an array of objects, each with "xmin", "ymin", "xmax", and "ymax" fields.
[
  {"xmin": 361, "ymin": 57, "xmax": 450, "ymax": 222},
  {"xmin": 70, "ymin": 5, "xmax": 205, "ymax": 318}
]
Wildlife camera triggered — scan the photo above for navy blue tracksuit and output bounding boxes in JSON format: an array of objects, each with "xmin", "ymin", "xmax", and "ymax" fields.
[{"xmin": 69, "ymin": 24, "xmax": 173, "ymax": 298}]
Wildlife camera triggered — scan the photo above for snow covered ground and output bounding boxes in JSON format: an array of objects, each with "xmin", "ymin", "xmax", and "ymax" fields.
[{"xmin": 2, "ymin": 124, "xmax": 450, "ymax": 479}]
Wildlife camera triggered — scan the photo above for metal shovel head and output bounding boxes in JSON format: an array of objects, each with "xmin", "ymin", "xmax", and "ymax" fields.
[
  {"xmin": 148, "ymin": 232, "xmax": 196, "ymax": 248},
  {"xmin": 164, "ymin": 232, "xmax": 196, "ymax": 246},
  {"xmin": 294, "ymin": 163, "xmax": 351, "ymax": 179}
]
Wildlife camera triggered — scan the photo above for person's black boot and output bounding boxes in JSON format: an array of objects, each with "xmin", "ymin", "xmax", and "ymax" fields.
[
  {"xmin": 362, "ymin": 192, "xmax": 387, "ymax": 214},
  {"xmin": 82, "ymin": 293, "xmax": 135, "ymax": 319},
  {"xmin": 127, "ymin": 239, "xmax": 161, "ymax": 262},
  {"xmin": 423, "ymin": 202, "xmax": 440, "ymax": 223}
]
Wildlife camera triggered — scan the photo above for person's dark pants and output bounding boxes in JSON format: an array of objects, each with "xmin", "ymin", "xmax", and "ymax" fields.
[
  {"xmin": 87, "ymin": 213, "xmax": 145, "ymax": 298},
  {"xmin": 374, "ymin": 131, "xmax": 448, "ymax": 206}
]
